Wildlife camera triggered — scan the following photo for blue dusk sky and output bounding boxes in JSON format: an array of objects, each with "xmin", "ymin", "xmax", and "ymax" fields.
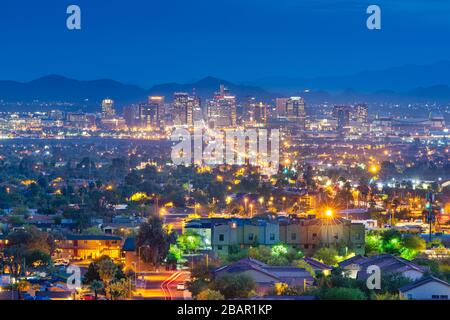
[{"xmin": 0, "ymin": 0, "xmax": 449, "ymax": 86}]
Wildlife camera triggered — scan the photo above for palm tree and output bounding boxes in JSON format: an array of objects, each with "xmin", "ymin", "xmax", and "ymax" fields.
[{"xmin": 89, "ymin": 280, "xmax": 104, "ymax": 300}]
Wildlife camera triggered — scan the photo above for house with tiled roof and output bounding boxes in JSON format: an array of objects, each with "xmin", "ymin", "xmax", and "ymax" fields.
[
  {"xmin": 355, "ymin": 254, "xmax": 428, "ymax": 282},
  {"xmin": 302, "ymin": 257, "xmax": 333, "ymax": 276},
  {"xmin": 213, "ymin": 258, "xmax": 314, "ymax": 295},
  {"xmin": 338, "ymin": 254, "xmax": 369, "ymax": 278},
  {"xmin": 400, "ymin": 276, "xmax": 450, "ymax": 300}
]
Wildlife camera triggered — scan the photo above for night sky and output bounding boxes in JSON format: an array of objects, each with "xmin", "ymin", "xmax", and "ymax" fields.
[{"xmin": 0, "ymin": 0, "xmax": 449, "ymax": 86}]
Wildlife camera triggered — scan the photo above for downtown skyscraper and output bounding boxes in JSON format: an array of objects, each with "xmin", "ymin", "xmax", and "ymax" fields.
[{"xmin": 207, "ymin": 85, "xmax": 237, "ymax": 128}]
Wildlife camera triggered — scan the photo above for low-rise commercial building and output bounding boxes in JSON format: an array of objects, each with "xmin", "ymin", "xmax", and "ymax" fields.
[{"xmin": 55, "ymin": 234, "xmax": 122, "ymax": 261}]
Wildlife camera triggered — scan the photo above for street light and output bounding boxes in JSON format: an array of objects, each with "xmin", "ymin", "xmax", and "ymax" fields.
[
  {"xmin": 369, "ymin": 164, "xmax": 379, "ymax": 175},
  {"xmin": 244, "ymin": 197, "xmax": 248, "ymax": 213},
  {"xmin": 258, "ymin": 197, "xmax": 264, "ymax": 206},
  {"xmin": 325, "ymin": 208, "xmax": 333, "ymax": 218},
  {"xmin": 194, "ymin": 203, "xmax": 200, "ymax": 215}
]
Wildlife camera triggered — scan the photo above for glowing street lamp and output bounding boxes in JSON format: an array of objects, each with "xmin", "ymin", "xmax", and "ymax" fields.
[
  {"xmin": 369, "ymin": 164, "xmax": 380, "ymax": 175},
  {"xmin": 258, "ymin": 197, "xmax": 264, "ymax": 206},
  {"xmin": 244, "ymin": 197, "xmax": 249, "ymax": 212},
  {"xmin": 325, "ymin": 208, "xmax": 333, "ymax": 218},
  {"xmin": 194, "ymin": 203, "xmax": 201, "ymax": 215}
]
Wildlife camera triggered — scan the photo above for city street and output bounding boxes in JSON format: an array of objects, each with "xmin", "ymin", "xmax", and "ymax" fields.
[{"xmin": 133, "ymin": 271, "xmax": 191, "ymax": 300}]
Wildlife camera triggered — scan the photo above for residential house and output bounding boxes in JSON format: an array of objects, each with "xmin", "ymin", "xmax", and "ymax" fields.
[
  {"xmin": 213, "ymin": 258, "xmax": 314, "ymax": 296},
  {"xmin": 301, "ymin": 257, "xmax": 332, "ymax": 276},
  {"xmin": 354, "ymin": 254, "xmax": 428, "ymax": 281},
  {"xmin": 399, "ymin": 276, "xmax": 450, "ymax": 300},
  {"xmin": 338, "ymin": 254, "xmax": 369, "ymax": 278}
]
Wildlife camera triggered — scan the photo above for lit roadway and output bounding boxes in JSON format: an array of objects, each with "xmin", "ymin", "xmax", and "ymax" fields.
[{"xmin": 133, "ymin": 271, "xmax": 191, "ymax": 300}]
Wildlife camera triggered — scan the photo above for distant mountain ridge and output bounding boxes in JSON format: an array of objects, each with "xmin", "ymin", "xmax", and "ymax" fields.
[
  {"xmin": 0, "ymin": 75, "xmax": 147, "ymax": 104},
  {"xmin": 0, "ymin": 75, "xmax": 273, "ymax": 107},
  {"xmin": 250, "ymin": 60, "xmax": 450, "ymax": 93},
  {"xmin": 1, "ymin": 61, "xmax": 450, "ymax": 112}
]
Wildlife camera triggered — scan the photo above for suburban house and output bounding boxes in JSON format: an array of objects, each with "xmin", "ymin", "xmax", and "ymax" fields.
[
  {"xmin": 399, "ymin": 276, "xmax": 450, "ymax": 300},
  {"xmin": 101, "ymin": 216, "xmax": 145, "ymax": 235},
  {"xmin": 213, "ymin": 258, "xmax": 314, "ymax": 296},
  {"xmin": 353, "ymin": 254, "xmax": 429, "ymax": 281},
  {"xmin": 338, "ymin": 254, "xmax": 369, "ymax": 278},
  {"xmin": 302, "ymin": 257, "xmax": 332, "ymax": 276},
  {"xmin": 54, "ymin": 234, "xmax": 122, "ymax": 261}
]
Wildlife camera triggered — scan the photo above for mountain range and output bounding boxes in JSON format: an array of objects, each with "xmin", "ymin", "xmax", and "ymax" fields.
[
  {"xmin": 1, "ymin": 61, "xmax": 450, "ymax": 111},
  {"xmin": 250, "ymin": 60, "xmax": 450, "ymax": 93}
]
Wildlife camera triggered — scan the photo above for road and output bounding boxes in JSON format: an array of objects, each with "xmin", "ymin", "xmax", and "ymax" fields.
[{"xmin": 133, "ymin": 271, "xmax": 191, "ymax": 300}]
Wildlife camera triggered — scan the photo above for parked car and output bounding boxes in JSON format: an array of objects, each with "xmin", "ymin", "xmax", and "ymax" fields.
[
  {"xmin": 176, "ymin": 282, "xmax": 186, "ymax": 291},
  {"xmin": 54, "ymin": 259, "xmax": 70, "ymax": 267}
]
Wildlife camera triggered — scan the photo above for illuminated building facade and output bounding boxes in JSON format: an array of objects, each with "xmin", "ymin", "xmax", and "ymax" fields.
[
  {"xmin": 207, "ymin": 85, "xmax": 237, "ymax": 128},
  {"xmin": 55, "ymin": 235, "xmax": 123, "ymax": 261},
  {"xmin": 101, "ymin": 98, "xmax": 116, "ymax": 119}
]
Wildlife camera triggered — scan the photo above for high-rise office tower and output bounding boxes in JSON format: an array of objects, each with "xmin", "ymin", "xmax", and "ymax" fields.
[
  {"xmin": 284, "ymin": 97, "xmax": 306, "ymax": 130},
  {"xmin": 172, "ymin": 93, "xmax": 198, "ymax": 127},
  {"xmin": 207, "ymin": 85, "xmax": 237, "ymax": 128},
  {"xmin": 333, "ymin": 105, "xmax": 351, "ymax": 131},
  {"xmin": 244, "ymin": 97, "xmax": 267, "ymax": 126},
  {"xmin": 148, "ymin": 96, "xmax": 165, "ymax": 127},
  {"xmin": 276, "ymin": 98, "xmax": 289, "ymax": 117},
  {"xmin": 101, "ymin": 98, "xmax": 115, "ymax": 118},
  {"xmin": 286, "ymin": 97, "xmax": 305, "ymax": 118},
  {"xmin": 123, "ymin": 105, "xmax": 140, "ymax": 128},
  {"xmin": 354, "ymin": 104, "xmax": 368, "ymax": 124},
  {"xmin": 139, "ymin": 96, "xmax": 164, "ymax": 129}
]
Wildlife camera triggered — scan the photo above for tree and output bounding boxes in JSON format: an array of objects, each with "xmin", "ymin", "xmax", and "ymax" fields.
[
  {"xmin": 82, "ymin": 226, "xmax": 105, "ymax": 235},
  {"xmin": 292, "ymin": 260, "xmax": 316, "ymax": 277},
  {"xmin": 177, "ymin": 231, "xmax": 202, "ymax": 253},
  {"xmin": 83, "ymin": 262, "xmax": 101, "ymax": 285},
  {"xmin": 320, "ymin": 287, "xmax": 366, "ymax": 300},
  {"xmin": 167, "ymin": 244, "xmax": 183, "ymax": 268},
  {"xmin": 313, "ymin": 247, "xmax": 339, "ymax": 266},
  {"xmin": 211, "ymin": 274, "xmax": 256, "ymax": 299},
  {"xmin": 109, "ymin": 278, "xmax": 134, "ymax": 300},
  {"xmin": 379, "ymin": 273, "xmax": 413, "ymax": 294},
  {"xmin": 89, "ymin": 280, "xmax": 104, "ymax": 300},
  {"xmin": 402, "ymin": 235, "xmax": 426, "ymax": 252},
  {"xmin": 188, "ymin": 279, "xmax": 210, "ymax": 298},
  {"xmin": 136, "ymin": 216, "xmax": 174, "ymax": 268},
  {"xmin": 3, "ymin": 227, "xmax": 53, "ymax": 278},
  {"xmin": 371, "ymin": 292, "xmax": 405, "ymax": 300},
  {"xmin": 380, "ymin": 229, "xmax": 402, "ymax": 254},
  {"xmin": 83, "ymin": 256, "xmax": 126, "ymax": 288},
  {"xmin": 197, "ymin": 289, "xmax": 225, "ymax": 300},
  {"xmin": 96, "ymin": 256, "xmax": 118, "ymax": 299}
]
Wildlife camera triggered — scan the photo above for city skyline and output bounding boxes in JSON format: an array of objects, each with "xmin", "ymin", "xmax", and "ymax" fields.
[{"xmin": 1, "ymin": 0, "xmax": 450, "ymax": 304}]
